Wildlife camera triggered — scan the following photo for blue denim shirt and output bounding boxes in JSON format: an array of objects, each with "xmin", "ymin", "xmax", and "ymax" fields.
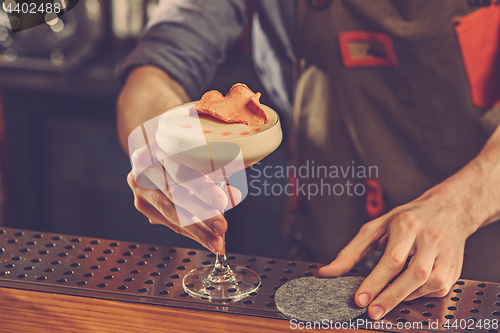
[{"xmin": 118, "ymin": 0, "xmax": 294, "ymax": 116}]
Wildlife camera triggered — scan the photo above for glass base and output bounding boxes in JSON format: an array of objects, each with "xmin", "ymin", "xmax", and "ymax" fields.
[{"xmin": 183, "ymin": 265, "xmax": 261, "ymax": 301}]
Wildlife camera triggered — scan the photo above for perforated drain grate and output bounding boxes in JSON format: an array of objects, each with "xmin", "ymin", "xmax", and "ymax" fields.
[
  {"xmin": 1, "ymin": 227, "xmax": 500, "ymax": 332},
  {"xmin": 379, "ymin": 280, "xmax": 500, "ymax": 333},
  {"xmin": 0, "ymin": 227, "xmax": 326, "ymax": 318}
]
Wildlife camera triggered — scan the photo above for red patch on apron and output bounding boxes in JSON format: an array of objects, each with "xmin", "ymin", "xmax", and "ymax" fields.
[
  {"xmin": 454, "ymin": 3, "xmax": 500, "ymax": 109},
  {"xmin": 338, "ymin": 31, "xmax": 397, "ymax": 68}
]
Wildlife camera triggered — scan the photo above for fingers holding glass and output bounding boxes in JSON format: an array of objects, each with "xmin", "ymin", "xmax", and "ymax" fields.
[
  {"xmin": 150, "ymin": 139, "xmax": 229, "ymax": 211},
  {"xmin": 127, "ymin": 171, "xmax": 225, "ymax": 253}
]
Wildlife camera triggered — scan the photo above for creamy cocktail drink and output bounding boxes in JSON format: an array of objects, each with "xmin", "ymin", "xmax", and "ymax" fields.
[{"xmin": 156, "ymin": 102, "xmax": 282, "ymax": 177}]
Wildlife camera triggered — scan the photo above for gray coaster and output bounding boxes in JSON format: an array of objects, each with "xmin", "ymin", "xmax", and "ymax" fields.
[{"xmin": 275, "ymin": 276, "xmax": 367, "ymax": 322}]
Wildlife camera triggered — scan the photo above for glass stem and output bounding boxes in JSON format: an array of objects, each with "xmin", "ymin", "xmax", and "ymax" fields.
[
  {"xmin": 214, "ymin": 235, "xmax": 228, "ymax": 271},
  {"xmin": 207, "ymin": 180, "xmax": 235, "ymax": 284}
]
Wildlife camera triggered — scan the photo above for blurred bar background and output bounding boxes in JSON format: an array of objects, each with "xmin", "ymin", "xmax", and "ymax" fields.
[
  {"xmin": 0, "ymin": 0, "xmax": 287, "ymax": 257},
  {"xmin": 0, "ymin": 91, "xmax": 9, "ymax": 227}
]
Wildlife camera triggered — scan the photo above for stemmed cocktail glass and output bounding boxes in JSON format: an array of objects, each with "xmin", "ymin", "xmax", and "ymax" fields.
[{"xmin": 156, "ymin": 102, "xmax": 282, "ymax": 301}]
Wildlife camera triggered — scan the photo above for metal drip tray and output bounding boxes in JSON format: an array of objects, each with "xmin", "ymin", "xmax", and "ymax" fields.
[
  {"xmin": 1, "ymin": 227, "xmax": 500, "ymax": 332},
  {"xmin": 380, "ymin": 281, "xmax": 500, "ymax": 333},
  {"xmin": 0, "ymin": 227, "xmax": 323, "ymax": 319}
]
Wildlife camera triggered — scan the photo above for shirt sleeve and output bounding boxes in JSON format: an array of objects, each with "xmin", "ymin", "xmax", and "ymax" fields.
[{"xmin": 117, "ymin": 0, "xmax": 247, "ymax": 100}]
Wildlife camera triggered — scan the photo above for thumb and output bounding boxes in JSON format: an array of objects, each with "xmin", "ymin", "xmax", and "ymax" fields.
[
  {"xmin": 318, "ymin": 224, "xmax": 382, "ymax": 277},
  {"xmin": 318, "ymin": 249, "xmax": 360, "ymax": 277}
]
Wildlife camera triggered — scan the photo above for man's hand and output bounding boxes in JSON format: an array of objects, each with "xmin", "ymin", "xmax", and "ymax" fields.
[
  {"xmin": 318, "ymin": 189, "xmax": 470, "ymax": 319},
  {"xmin": 319, "ymin": 126, "xmax": 500, "ymax": 320},
  {"xmin": 127, "ymin": 138, "xmax": 242, "ymax": 254},
  {"xmin": 118, "ymin": 66, "xmax": 241, "ymax": 254}
]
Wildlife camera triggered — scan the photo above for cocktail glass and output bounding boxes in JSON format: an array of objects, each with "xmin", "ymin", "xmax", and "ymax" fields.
[{"xmin": 156, "ymin": 102, "xmax": 282, "ymax": 301}]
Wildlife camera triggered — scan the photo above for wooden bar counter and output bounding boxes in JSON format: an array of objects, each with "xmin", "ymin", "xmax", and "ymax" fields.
[{"xmin": 0, "ymin": 287, "xmax": 363, "ymax": 332}]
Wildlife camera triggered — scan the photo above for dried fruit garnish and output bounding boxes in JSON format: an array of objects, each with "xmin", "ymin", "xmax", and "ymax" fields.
[{"xmin": 195, "ymin": 83, "xmax": 268, "ymax": 126}]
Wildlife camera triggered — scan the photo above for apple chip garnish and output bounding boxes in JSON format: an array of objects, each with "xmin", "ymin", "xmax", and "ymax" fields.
[{"xmin": 195, "ymin": 83, "xmax": 268, "ymax": 126}]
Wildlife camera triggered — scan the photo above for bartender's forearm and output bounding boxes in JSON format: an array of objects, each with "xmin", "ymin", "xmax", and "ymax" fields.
[
  {"xmin": 434, "ymin": 125, "xmax": 500, "ymax": 235},
  {"xmin": 117, "ymin": 66, "xmax": 191, "ymax": 154}
]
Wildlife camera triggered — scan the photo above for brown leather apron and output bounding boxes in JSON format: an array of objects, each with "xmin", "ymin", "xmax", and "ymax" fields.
[{"xmin": 292, "ymin": 0, "xmax": 500, "ymax": 281}]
